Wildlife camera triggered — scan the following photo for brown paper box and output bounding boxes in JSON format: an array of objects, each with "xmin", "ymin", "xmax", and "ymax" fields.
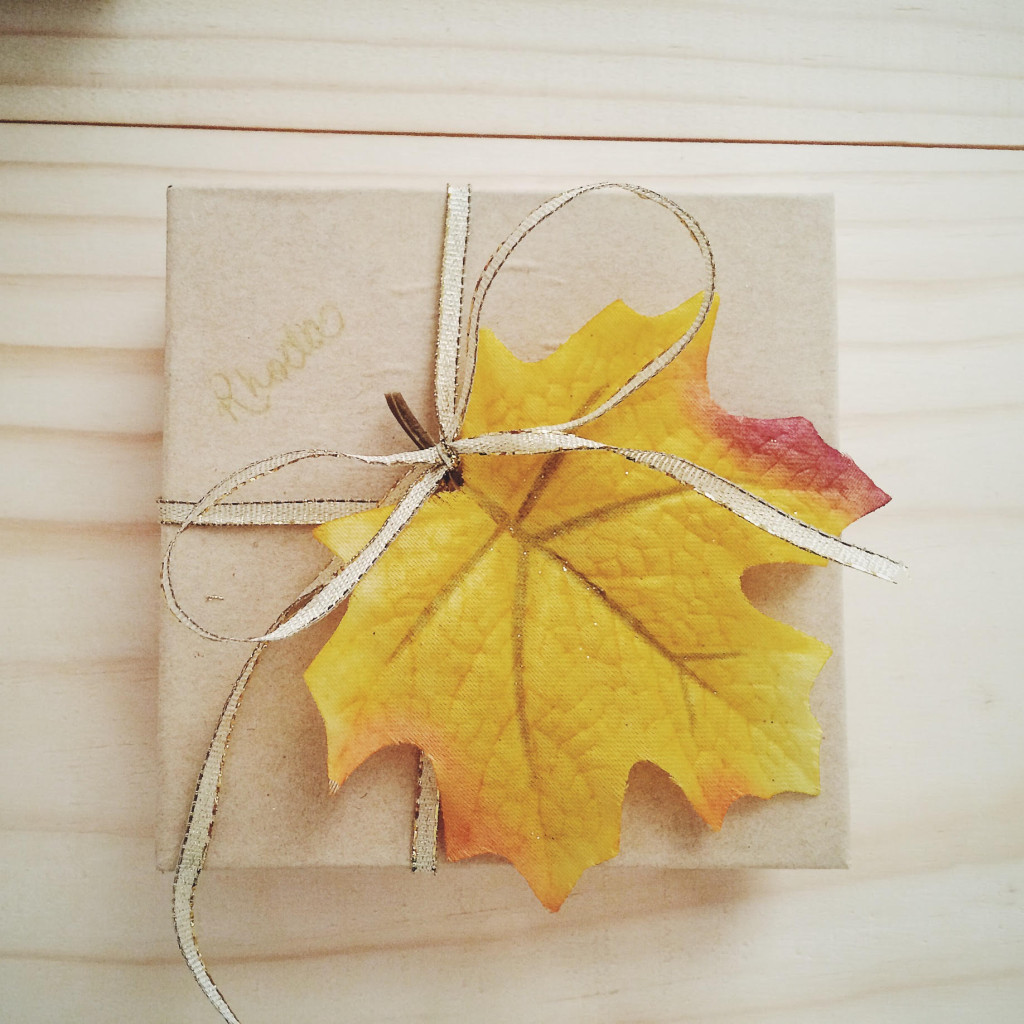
[{"xmin": 158, "ymin": 187, "xmax": 847, "ymax": 872}]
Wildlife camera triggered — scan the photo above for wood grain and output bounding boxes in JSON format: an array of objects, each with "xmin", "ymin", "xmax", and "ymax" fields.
[
  {"xmin": 1, "ymin": 0, "xmax": 1022, "ymax": 145},
  {"xmin": 1, "ymin": 9, "xmax": 1023, "ymax": 1017}
]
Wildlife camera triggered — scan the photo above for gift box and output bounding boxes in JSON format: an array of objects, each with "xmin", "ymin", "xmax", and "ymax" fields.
[{"xmin": 157, "ymin": 186, "xmax": 848, "ymax": 874}]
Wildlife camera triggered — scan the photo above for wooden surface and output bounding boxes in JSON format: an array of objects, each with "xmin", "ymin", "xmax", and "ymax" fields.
[
  {"xmin": 2, "ymin": 0, "xmax": 1023, "ymax": 146},
  {"xmin": 2, "ymin": 3, "xmax": 1023, "ymax": 1022}
]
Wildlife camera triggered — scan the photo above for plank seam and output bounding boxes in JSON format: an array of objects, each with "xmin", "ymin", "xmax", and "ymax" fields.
[{"xmin": 2, "ymin": 119, "xmax": 1022, "ymax": 151}]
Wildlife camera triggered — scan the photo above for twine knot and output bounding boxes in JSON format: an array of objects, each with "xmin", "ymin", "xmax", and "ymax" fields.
[{"xmin": 434, "ymin": 439, "xmax": 461, "ymax": 478}]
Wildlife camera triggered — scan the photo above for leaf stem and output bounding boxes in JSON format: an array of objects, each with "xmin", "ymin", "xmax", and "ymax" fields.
[{"xmin": 385, "ymin": 391, "xmax": 462, "ymax": 488}]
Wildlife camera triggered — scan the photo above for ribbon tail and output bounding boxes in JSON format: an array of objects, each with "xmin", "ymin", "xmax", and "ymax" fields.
[
  {"xmin": 457, "ymin": 431, "xmax": 905, "ymax": 582},
  {"xmin": 172, "ymin": 644, "xmax": 254, "ymax": 1024},
  {"xmin": 172, "ymin": 556, "xmax": 347, "ymax": 1023},
  {"xmin": 614, "ymin": 444, "xmax": 907, "ymax": 582}
]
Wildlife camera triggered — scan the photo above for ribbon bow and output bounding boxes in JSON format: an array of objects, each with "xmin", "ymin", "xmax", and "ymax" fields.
[{"xmin": 162, "ymin": 183, "xmax": 904, "ymax": 1023}]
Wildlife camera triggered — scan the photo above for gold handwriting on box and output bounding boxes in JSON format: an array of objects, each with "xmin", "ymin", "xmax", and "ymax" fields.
[{"xmin": 210, "ymin": 304, "xmax": 344, "ymax": 420}]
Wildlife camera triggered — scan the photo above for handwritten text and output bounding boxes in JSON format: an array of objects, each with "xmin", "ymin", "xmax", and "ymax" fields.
[{"xmin": 210, "ymin": 304, "xmax": 344, "ymax": 421}]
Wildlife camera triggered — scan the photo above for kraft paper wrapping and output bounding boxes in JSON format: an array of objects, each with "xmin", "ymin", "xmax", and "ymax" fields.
[{"xmin": 157, "ymin": 188, "xmax": 847, "ymax": 871}]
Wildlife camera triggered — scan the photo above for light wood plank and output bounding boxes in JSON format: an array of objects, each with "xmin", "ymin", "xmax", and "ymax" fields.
[
  {"xmin": 5, "ymin": 957, "xmax": 1021, "ymax": 1024},
  {"xmin": 1, "ymin": 658, "xmax": 158, "ymax": 839},
  {"xmin": 1, "ymin": 832, "xmax": 1021, "ymax": 1021},
  {"xmin": 1, "ymin": 0, "xmax": 1022, "ymax": 145},
  {"xmin": 0, "ymin": 346, "xmax": 164, "ymax": 433},
  {"xmin": 2, "ymin": 122, "xmax": 1024, "ymax": 355}
]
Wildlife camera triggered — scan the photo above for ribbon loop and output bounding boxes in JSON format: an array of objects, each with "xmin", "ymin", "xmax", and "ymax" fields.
[
  {"xmin": 162, "ymin": 458, "xmax": 447, "ymax": 645},
  {"xmin": 456, "ymin": 183, "xmax": 716, "ymax": 436}
]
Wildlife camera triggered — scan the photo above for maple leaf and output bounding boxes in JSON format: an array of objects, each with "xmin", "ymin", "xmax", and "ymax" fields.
[{"xmin": 305, "ymin": 293, "xmax": 889, "ymax": 910}]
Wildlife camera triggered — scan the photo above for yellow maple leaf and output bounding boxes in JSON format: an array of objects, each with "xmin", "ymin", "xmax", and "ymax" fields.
[{"xmin": 305, "ymin": 293, "xmax": 889, "ymax": 909}]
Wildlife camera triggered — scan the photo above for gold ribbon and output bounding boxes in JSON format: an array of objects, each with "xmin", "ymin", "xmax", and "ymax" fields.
[{"xmin": 163, "ymin": 183, "xmax": 905, "ymax": 1023}]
